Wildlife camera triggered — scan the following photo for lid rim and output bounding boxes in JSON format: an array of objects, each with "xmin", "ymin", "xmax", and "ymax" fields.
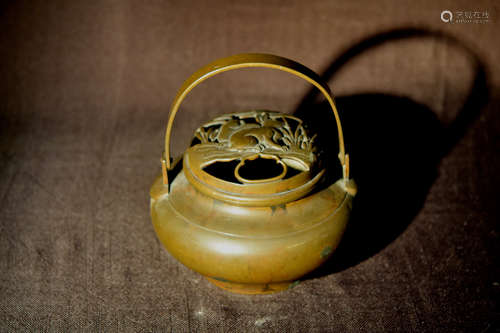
[{"xmin": 183, "ymin": 154, "xmax": 326, "ymax": 207}]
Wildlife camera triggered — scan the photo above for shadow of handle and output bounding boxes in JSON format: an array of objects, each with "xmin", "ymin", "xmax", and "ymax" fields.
[
  {"xmin": 297, "ymin": 27, "xmax": 489, "ymax": 158},
  {"xmin": 297, "ymin": 27, "xmax": 490, "ymax": 277}
]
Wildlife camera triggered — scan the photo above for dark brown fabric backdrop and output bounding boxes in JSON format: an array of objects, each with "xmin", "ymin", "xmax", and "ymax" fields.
[{"xmin": 0, "ymin": 0, "xmax": 498, "ymax": 331}]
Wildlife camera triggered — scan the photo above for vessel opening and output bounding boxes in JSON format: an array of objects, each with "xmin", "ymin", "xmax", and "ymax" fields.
[{"xmin": 238, "ymin": 157, "xmax": 284, "ymax": 181}]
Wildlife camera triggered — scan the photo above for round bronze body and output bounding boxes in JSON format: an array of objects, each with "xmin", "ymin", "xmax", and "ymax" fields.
[{"xmin": 150, "ymin": 54, "xmax": 356, "ymax": 294}]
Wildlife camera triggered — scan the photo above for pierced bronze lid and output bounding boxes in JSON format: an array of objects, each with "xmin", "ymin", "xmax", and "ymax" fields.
[{"xmin": 183, "ymin": 110, "xmax": 324, "ymax": 206}]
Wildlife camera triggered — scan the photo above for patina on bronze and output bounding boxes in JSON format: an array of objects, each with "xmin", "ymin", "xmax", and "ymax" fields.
[{"xmin": 150, "ymin": 54, "xmax": 357, "ymax": 294}]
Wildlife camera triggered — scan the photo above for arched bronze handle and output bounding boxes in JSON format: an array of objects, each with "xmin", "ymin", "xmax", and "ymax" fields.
[{"xmin": 163, "ymin": 53, "xmax": 350, "ymax": 187}]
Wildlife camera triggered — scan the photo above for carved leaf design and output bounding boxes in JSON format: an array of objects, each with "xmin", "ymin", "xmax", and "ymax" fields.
[{"xmin": 192, "ymin": 111, "xmax": 317, "ymax": 171}]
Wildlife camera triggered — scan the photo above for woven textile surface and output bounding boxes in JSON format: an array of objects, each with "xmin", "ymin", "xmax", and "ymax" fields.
[{"xmin": 0, "ymin": 1, "xmax": 498, "ymax": 331}]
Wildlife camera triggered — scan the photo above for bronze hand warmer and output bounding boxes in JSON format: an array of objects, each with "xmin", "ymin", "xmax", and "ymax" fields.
[{"xmin": 150, "ymin": 54, "xmax": 357, "ymax": 294}]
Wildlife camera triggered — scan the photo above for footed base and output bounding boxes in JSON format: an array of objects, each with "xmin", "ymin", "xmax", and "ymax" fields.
[{"xmin": 205, "ymin": 277, "xmax": 298, "ymax": 295}]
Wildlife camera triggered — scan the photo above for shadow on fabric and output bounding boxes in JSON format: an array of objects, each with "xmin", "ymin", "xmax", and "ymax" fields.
[{"xmin": 296, "ymin": 28, "xmax": 489, "ymax": 277}]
